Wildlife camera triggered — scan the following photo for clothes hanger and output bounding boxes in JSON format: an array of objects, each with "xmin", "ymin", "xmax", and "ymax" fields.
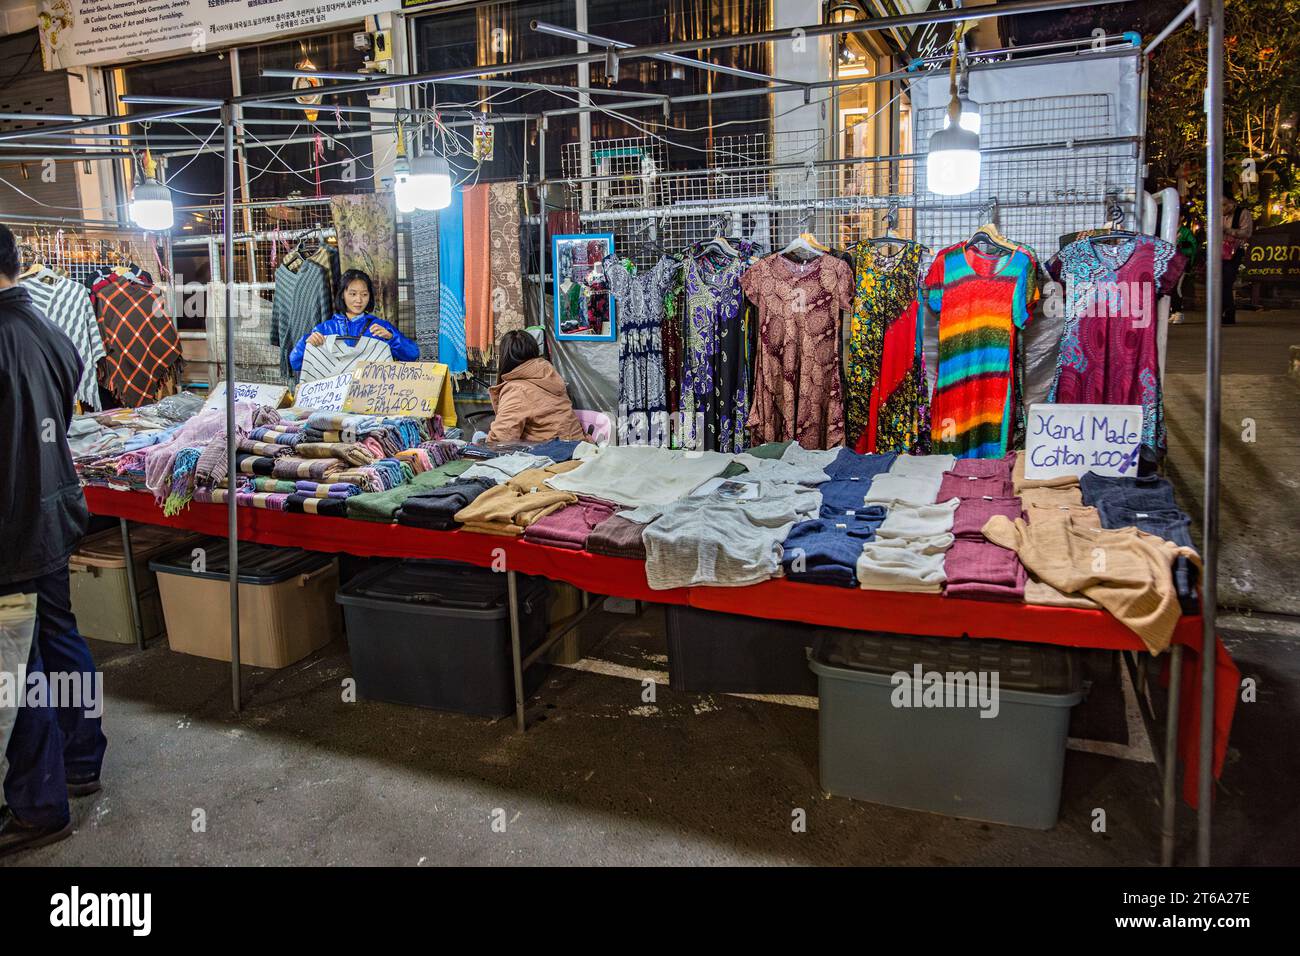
[
  {"xmin": 864, "ymin": 202, "xmax": 920, "ymax": 257},
  {"xmin": 967, "ymin": 198, "xmax": 1016, "ymax": 256},
  {"xmin": 698, "ymin": 215, "xmax": 741, "ymax": 260},
  {"xmin": 779, "ymin": 206, "xmax": 828, "ymax": 262}
]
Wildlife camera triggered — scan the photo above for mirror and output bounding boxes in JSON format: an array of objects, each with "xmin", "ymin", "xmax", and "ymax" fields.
[{"xmin": 552, "ymin": 233, "xmax": 617, "ymax": 342}]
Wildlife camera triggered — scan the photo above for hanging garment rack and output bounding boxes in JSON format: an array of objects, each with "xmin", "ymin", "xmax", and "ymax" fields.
[{"xmin": 0, "ymin": 0, "xmax": 1223, "ymax": 867}]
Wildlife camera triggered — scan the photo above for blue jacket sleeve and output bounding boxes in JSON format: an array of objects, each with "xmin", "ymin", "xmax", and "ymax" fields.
[{"xmin": 375, "ymin": 319, "xmax": 419, "ymax": 361}]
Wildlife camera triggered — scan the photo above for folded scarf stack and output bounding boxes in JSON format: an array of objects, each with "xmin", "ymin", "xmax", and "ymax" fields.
[
  {"xmin": 196, "ymin": 487, "xmax": 291, "ymax": 512},
  {"xmin": 294, "ymin": 441, "xmax": 378, "ymax": 466},
  {"xmin": 236, "ymin": 437, "xmax": 295, "ymax": 459},
  {"xmin": 396, "ymin": 477, "xmax": 497, "ymax": 529},
  {"xmin": 286, "ymin": 494, "xmax": 349, "ymax": 516},
  {"xmin": 295, "ymin": 480, "xmax": 362, "ymax": 499},
  {"xmin": 271, "ymin": 456, "xmax": 345, "ymax": 482},
  {"xmin": 418, "ymin": 439, "xmax": 464, "ymax": 467},
  {"xmin": 393, "ymin": 448, "xmax": 434, "ymax": 473}
]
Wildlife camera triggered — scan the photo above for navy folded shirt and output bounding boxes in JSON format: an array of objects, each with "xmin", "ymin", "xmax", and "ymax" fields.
[{"xmin": 782, "ymin": 509, "xmax": 887, "ymax": 587}]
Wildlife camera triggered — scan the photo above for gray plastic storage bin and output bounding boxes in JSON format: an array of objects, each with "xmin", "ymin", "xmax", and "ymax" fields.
[{"xmin": 810, "ymin": 631, "xmax": 1084, "ymax": 829}]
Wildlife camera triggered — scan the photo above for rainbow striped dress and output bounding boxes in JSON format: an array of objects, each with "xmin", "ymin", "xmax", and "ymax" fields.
[{"xmin": 923, "ymin": 242, "xmax": 1039, "ymax": 459}]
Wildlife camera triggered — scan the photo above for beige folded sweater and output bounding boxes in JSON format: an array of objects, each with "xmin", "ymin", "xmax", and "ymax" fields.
[
  {"xmin": 982, "ymin": 513, "xmax": 1201, "ymax": 654},
  {"xmin": 455, "ymin": 484, "xmax": 578, "ymax": 536},
  {"xmin": 1012, "ymin": 450, "xmax": 1084, "ymax": 494}
]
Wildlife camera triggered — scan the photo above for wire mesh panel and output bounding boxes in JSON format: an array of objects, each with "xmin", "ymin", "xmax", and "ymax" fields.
[
  {"xmin": 558, "ymin": 91, "xmax": 1138, "ymax": 271},
  {"xmin": 912, "ymin": 93, "xmax": 1137, "ymax": 259}
]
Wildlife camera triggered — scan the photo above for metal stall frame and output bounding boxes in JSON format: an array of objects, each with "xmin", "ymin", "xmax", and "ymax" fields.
[{"xmin": 0, "ymin": 0, "xmax": 1224, "ymax": 866}]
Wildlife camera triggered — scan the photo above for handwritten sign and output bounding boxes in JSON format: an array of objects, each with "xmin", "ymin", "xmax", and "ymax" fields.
[
  {"xmin": 343, "ymin": 361, "xmax": 457, "ymax": 425},
  {"xmin": 293, "ymin": 373, "xmax": 353, "ymax": 412},
  {"xmin": 204, "ymin": 381, "xmax": 289, "ymax": 410},
  {"xmin": 1024, "ymin": 403, "xmax": 1144, "ymax": 480}
]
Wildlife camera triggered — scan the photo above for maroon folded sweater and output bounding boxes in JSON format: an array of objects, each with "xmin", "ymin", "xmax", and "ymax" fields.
[
  {"xmin": 937, "ymin": 472, "xmax": 1016, "ymax": 501},
  {"xmin": 523, "ymin": 495, "xmax": 621, "ymax": 550},
  {"xmin": 952, "ymin": 496, "xmax": 1023, "ymax": 538}
]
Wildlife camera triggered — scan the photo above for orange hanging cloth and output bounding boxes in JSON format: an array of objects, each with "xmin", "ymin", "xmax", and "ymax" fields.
[{"xmin": 462, "ymin": 183, "xmax": 492, "ymax": 361}]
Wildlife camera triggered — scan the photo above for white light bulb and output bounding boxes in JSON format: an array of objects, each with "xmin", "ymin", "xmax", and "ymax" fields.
[
  {"xmin": 129, "ymin": 178, "xmax": 173, "ymax": 230},
  {"xmin": 927, "ymin": 105, "xmax": 981, "ymax": 196}
]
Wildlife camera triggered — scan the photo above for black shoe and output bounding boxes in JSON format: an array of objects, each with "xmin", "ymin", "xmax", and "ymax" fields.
[
  {"xmin": 67, "ymin": 775, "xmax": 102, "ymax": 797},
  {"xmin": 0, "ymin": 806, "xmax": 72, "ymax": 859}
]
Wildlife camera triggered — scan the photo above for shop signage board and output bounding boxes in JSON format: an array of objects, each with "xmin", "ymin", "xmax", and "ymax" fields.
[
  {"xmin": 293, "ymin": 373, "xmax": 353, "ymax": 412},
  {"xmin": 204, "ymin": 381, "xmax": 289, "ymax": 410},
  {"xmin": 1240, "ymin": 231, "xmax": 1300, "ymax": 282},
  {"xmin": 1023, "ymin": 403, "xmax": 1144, "ymax": 480},
  {"xmin": 37, "ymin": 0, "xmax": 402, "ymax": 71},
  {"xmin": 343, "ymin": 361, "xmax": 457, "ymax": 425}
]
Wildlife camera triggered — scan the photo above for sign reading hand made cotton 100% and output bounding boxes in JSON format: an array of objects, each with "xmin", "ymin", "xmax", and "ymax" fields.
[{"xmin": 1024, "ymin": 403, "xmax": 1144, "ymax": 480}]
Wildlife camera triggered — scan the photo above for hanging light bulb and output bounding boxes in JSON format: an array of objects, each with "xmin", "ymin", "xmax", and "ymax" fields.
[
  {"xmin": 406, "ymin": 153, "xmax": 453, "ymax": 211},
  {"xmin": 128, "ymin": 151, "xmax": 173, "ymax": 230},
  {"xmin": 942, "ymin": 91, "xmax": 981, "ymax": 135},
  {"xmin": 926, "ymin": 26, "xmax": 980, "ymax": 196}
]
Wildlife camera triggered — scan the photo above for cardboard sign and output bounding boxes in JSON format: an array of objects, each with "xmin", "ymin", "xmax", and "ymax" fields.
[
  {"xmin": 343, "ymin": 361, "xmax": 457, "ymax": 425},
  {"xmin": 1024, "ymin": 403, "xmax": 1144, "ymax": 480},
  {"xmin": 204, "ymin": 381, "xmax": 289, "ymax": 410},
  {"xmin": 293, "ymin": 373, "xmax": 353, "ymax": 412}
]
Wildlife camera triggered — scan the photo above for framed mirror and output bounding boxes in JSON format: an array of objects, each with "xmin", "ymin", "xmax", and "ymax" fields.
[{"xmin": 552, "ymin": 233, "xmax": 617, "ymax": 342}]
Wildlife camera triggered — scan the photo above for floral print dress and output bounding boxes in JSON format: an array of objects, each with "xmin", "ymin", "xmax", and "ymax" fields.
[
  {"xmin": 1047, "ymin": 235, "xmax": 1185, "ymax": 453},
  {"xmin": 680, "ymin": 242, "xmax": 759, "ymax": 452},
  {"xmin": 845, "ymin": 242, "xmax": 927, "ymax": 452},
  {"xmin": 604, "ymin": 255, "xmax": 677, "ymax": 446},
  {"xmin": 740, "ymin": 253, "xmax": 854, "ymax": 449}
]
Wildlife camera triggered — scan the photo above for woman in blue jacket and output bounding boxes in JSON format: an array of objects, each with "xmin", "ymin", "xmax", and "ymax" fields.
[{"xmin": 289, "ymin": 269, "xmax": 419, "ymax": 372}]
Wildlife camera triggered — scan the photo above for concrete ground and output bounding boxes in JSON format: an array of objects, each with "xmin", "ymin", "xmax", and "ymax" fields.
[{"xmin": 5, "ymin": 308, "xmax": 1299, "ymax": 868}]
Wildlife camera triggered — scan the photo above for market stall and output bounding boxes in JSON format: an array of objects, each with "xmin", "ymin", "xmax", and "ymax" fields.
[{"xmin": 0, "ymin": 0, "xmax": 1230, "ymax": 865}]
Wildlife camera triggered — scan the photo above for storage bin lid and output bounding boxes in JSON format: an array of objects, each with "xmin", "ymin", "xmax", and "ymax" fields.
[
  {"xmin": 339, "ymin": 559, "xmax": 539, "ymax": 613},
  {"xmin": 811, "ymin": 630, "xmax": 1081, "ymax": 700},
  {"xmin": 71, "ymin": 525, "xmax": 202, "ymax": 570},
  {"xmin": 149, "ymin": 537, "xmax": 334, "ymax": 584}
]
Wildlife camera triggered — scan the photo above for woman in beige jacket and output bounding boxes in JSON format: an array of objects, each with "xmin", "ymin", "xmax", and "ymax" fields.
[{"xmin": 486, "ymin": 331, "xmax": 589, "ymax": 444}]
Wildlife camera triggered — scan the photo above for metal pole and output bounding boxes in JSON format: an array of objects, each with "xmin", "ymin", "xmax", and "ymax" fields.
[
  {"xmin": 1199, "ymin": 0, "xmax": 1224, "ymax": 868},
  {"xmin": 1146, "ymin": 0, "xmax": 1198, "ymax": 57},
  {"xmin": 530, "ymin": 19, "xmax": 807, "ymax": 88},
  {"xmin": 230, "ymin": 0, "xmax": 1143, "ymax": 106},
  {"xmin": 1162, "ymin": 644, "xmax": 1183, "ymax": 866},
  {"xmin": 1134, "ymin": 55, "xmax": 1149, "ymax": 232},
  {"xmin": 0, "ymin": 104, "xmax": 220, "ymax": 143},
  {"xmin": 119, "ymin": 519, "xmax": 146, "ymax": 650},
  {"xmin": 506, "ymin": 570, "xmax": 526, "ymax": 733},
  {"xmin": 1190, "ymin": 0, "xmax": 1222, "ymax": 874},
  {"xmin": 537, "ymin": 119, "xmax": 548, "ymax": 330},
  {"xmin": 222, "ymin": 102, "xmax": 242, "ymax": 714}
]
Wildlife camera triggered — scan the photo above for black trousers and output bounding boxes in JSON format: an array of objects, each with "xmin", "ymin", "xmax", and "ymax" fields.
[{"xmin": 1221, "ymin": 253, "xmax": 1242, "ymax": 323}]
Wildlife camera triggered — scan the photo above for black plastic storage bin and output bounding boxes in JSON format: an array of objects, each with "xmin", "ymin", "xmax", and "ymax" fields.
[
  {"xmin": 664, "ymin": 605, "xmax": 818, "ymax": 695},
  {"xmin": 335, "ymin": 559, "xmax": 550, "ymax": 717}
]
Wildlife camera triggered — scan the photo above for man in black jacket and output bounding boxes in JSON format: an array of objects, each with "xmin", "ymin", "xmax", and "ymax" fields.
[{"xmin": 0, "ymin": 223, "xmax": 107, "ymax": 859}]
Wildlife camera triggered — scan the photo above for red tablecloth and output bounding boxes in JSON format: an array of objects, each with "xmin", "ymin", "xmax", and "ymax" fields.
[{"xmin": 84, "ymin": 485, "xmax": 1236, "ymax": 804}]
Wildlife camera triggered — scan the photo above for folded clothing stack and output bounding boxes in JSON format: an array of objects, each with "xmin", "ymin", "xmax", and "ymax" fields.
[
  {"xmin": 942, "ymin": 488, "xmax": 1027, "ymax": 601},
  {"xmin": 781, "ymin": 508, "xmax": 887, "ymax": 587},
  {"xmin": 236, "ymin": 437, "xmax": 295, "ymax": 459},
  {"xmin": 1081, "ymin": 472, "xmax": 1199, "ymax": 612},
  {"xmin": 396, "ymin": 478, "xmax": 497, "ymax": 530},
  {"xmin": 585, "ymin": 514, "xmax": 649, "ymax": 560},
  {"xmin": 417, "ymin": 439, "xmax": 464, "ymax": 467},
  {"xmin": 453, "ymin": 462, "xmax": 582, "ymax": 536},
  {"xmin": 295, "ymin": 480, "xmax": 362, "ymax": 499},
  {"xmin": 269, "ymin": 456, "xmax": 346, "ymax": 483},
  {"xmin": 286, "ymin": 494, "xmax": 349, "ymax": 517},
  {"xmin": 196, "ymin": 487, "xmax": 290, "ymax": 512},
  {"xmin": 818, "ymin": 450, "xmax": 897, "ymax": 517},
  {"xmin": 936, "ymin": 471, "xmax": 1015, "ymax": 501},
  {"xmin": 523, "ymin": 496, "xmax": 621, "ymax": 550},
  {"xmin": 461, "ymin": 452, "xmax": 555, "ymax": 485},
  {"xmin": 294, "ymin": 441, "xmax": 378, "ymax": 466},
  {"xmin": 858, "ymin": 496, "xmax": 957, "ymax": 593},
  {"xmin": 345, "ymin": 459, "xmax": 474, "ymax": 522}
]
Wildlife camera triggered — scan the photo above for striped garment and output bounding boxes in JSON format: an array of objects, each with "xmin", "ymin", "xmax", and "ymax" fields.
[
  {"xmin": 923, "ymin": 242, "xmax": 1039, "ymax": 459},
  {"xmin": 271, "ymin": 258, "xmax": 333, "ymax": 380},
  {"xmin": 22, "ymin": 271, "xmax": 106, "ymax": 410}
]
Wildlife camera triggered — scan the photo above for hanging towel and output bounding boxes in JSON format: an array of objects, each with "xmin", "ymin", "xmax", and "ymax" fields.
[
  {"xmin": 410, "ymin": 209, "xmax": 440, "ymax": 362},
  {"xmin": 329, "ymin": 193, "xmax": 399, "ymax": 329},
  {"xmin": 463, "ymin": 183, "xmax": 492, "ymax": 362},
  {"xmin": 438, "ymin": 187, "xmax": 468, "ymax": 374},
  {"xmin": 488, "ymin": 181, "xmax": 526, "ymax": 351}
]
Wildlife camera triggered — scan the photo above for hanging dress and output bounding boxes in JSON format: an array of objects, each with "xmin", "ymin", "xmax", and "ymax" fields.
[
  {"xmin": 740, "ymin": 252, "xmax": 854, "ymax": 450},
  {"xmin": 680, "ymin": 242, "xmax": 758, "ymax": 453},
  {"xmin": 604, "ymin": 255, "xmax": 675, "ymax": 446},
  {"xmin": 845, "ymin": 241, "xmax": 925, "ymax": 451}
]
